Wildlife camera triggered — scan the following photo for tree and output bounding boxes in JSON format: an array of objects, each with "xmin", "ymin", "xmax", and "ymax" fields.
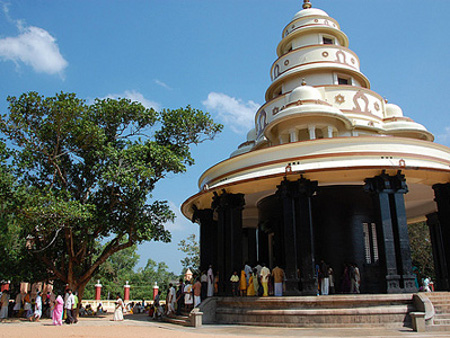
[
  {"xmin": 178, "ymin": 233, "xmax": 200, "ymax": 273},
  {"xmin": 0, "ymin": 139, "xmax": 48, "ymax": 284},
  {"xmin": 408, "ymin": 221, "xmax": 434, "ymax": 281},
  {"xmin": 83, "ymin": 245, "xmax": 176, "ymax": 300},
  {"xmin": 0, "ymin": 91, "xmax": 222, "ymax": 300}
]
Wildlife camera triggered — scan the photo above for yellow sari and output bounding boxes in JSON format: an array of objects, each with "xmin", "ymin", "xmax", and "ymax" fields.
[{"xmin": 247, "ymin": 274, "xmax": 255, "ymax": 296}]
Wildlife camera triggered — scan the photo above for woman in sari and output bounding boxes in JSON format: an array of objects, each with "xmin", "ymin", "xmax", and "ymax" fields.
[
  {"xmin": 113, "ymin": 294, "xmax": 124, "ymax": 321},
  {"xmin": 239, "ymin": 267, "xmax": 247, "ymax": 296},
  {"xmin": 246, "ymin": 271, "xmax": 255, "ymax": 296},
  {"xmin": 252, "ymin": 268, "xmax": 260, "ymax": 296},
  {"xmin": 52, "ymin": 295, "xmax": 64, "ymax": 326}
]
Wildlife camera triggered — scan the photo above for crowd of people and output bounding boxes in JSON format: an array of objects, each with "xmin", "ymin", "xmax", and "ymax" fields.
[
  {"xmin": 225, "ymin": 261, "xmax": 362, "ymax": 297},
  {"xmin": 0, "ymin": 287, "xmax": 80, "ymax": 325}
]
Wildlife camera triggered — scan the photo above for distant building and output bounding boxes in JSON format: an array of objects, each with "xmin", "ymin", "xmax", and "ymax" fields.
[{"xmin": 182, "ymin": 1, "xmax": 450, "ymax": 295}]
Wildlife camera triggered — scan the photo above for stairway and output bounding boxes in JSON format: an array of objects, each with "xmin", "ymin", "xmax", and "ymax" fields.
[
  {"xmin": 210, "ymin": 294, "xmax": 415, "ymax": 328},
  {"xmin": 425, "ymin": 292, "xmax": 450, "ymax": 331},
  {"xmin": 163, "ymin": 313, "xmax": 191, "ymax": 326}
]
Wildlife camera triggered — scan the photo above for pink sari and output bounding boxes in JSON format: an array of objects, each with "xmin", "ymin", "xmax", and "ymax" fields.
[{"xmin": 52, "ymin": 295, "xmax": 64, "ymax": 326}]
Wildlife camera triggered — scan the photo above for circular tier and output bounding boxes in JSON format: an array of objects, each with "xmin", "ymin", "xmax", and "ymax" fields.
[
  {"xmin": 182, "ymin": 136, "xmax": 450, "ymax": 222},
  {"xmin": 271, "ymin": 44, "xmax": 361, "ymax": 82}
]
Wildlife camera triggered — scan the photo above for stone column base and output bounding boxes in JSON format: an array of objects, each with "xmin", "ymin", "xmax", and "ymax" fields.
[
  {"xmin": 386, "ymin": 274, "xmax": 402, "ymax": 293},
  {"xmin": 284, "ymin": 278, "xmax": 302, "ymax": 296},
  {"xmin": 301, "ymin": 277, "xmax": 318, "ymax": 296}
]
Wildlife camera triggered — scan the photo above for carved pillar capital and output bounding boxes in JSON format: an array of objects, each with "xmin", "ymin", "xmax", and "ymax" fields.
[{"xmin": 364, "ymin": 170, "xmax": 408, "ymax": 194}]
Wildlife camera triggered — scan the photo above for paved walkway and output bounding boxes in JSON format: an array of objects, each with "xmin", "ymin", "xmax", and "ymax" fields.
[{"xmin": 0, "ymin": 313, "xmax": 449, "ymax": 338}]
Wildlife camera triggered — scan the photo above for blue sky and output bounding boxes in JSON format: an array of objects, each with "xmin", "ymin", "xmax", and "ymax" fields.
[{"xmin": 1, "ymin": 0, "xmax": 449, "ymax": 275}]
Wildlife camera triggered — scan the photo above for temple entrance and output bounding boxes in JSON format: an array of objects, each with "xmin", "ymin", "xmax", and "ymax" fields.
[{"xmin": 254, "ymin": 175, "xmax": 418, "ymax": 295}]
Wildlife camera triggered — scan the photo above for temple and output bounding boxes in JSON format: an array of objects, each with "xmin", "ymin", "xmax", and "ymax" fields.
[{"xmin": 182, "ymin": 1, "xmax": 450, "ymax": 296}]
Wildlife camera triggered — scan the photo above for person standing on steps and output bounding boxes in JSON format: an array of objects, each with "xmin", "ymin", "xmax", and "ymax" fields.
[
  {"xmin": 260, "ymin": 263, "xmax": 271, "ymax": 297},
  {"xmin": 272, "ymin": 265, "xmax": 285, "ymax": 297}
]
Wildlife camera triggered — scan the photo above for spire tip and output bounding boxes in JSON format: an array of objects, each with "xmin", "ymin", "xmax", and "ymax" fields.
[{"xmin": 303, "ymin": 0, "xmax": 312, "ymax": 9}]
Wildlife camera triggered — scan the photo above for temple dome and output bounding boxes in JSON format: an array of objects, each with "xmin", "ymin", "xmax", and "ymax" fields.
[
  {"xmin": 247, "ymin": 128, "xmax": 256, "ymax": 142},
  {"xmin": 293, "ymin": 8, "xmax": 329, "ymax": 20},
  {"xmin": 385, "ymin": 103, "xmax": 404, "ymax": 118},
  {"xmin": 289, "ymin": 85, "xmax": 322, "ymax": 102}
]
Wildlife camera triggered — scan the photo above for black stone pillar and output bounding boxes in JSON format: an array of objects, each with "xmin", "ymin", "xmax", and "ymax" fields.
[
  {"xmin": 257, "ymin": 228, "xmax": 269, "ymax": 266},
  {"xmin": 245, "ymin": 228, "xmax": 257, "ymax": 266},
  {"xmin": 277, "ymin": 177, "xmax": 318, "ymax": 296},
  {"xmin": 390, "ymin": 174, "xmax": 416, "ymax": 292},
  {"xmin": 426, "ymin": 212, "xmax": 449, "ymax": 290},
  {"xmin": 192, "ymin": 207, "xmax": 215, "ymax": 272},
  {"xmin": 364, "ymin": 171, "xmax": 417, "ymax": 293},
  {"xmin": 212, "ymin": 191, "xmax": 245, "ymax": 295},
  {"xmin": 432, "ymin": 183, "xmax": 450, "ymax": 291}
]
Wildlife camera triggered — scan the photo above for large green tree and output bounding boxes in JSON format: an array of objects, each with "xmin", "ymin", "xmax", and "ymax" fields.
[
  {"xmin": 178, "ymin": 233, "xmax": 200, "ymax": 273},
  {"xmin": 0, "ymin": 91, "xmax": 221, "ymax": 300}
]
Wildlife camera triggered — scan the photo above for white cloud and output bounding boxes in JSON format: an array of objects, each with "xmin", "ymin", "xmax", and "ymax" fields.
[
  {"xmin": 154, "ymin": 79, "xmax": 172, "ymax": 90},
  {"xmin": 105, "ymin": 90, "xmax": 161, "ymax": 111},
  {"xmin": 164, "ymin": 201, "xmax": 190, "ymax": 232},
  {"xmin": 436, "ymin": 126, "xmax": 450, "ymax": 146},
  {"xmin": 202, "ymin": 92, "xmax": 259, "ymax": 134},
  {"xmin": 0, "ymin": 24, "xmax": 68, "ymax": 75}
]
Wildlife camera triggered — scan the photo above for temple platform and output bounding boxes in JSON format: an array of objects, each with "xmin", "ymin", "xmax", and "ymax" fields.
[{"xmin": 187, "ymin": 292, "xmax": 450, "ymax": 331}]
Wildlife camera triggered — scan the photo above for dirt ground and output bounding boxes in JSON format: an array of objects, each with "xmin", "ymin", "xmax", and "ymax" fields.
[
  {"xmin": 0, "ymin": 313, "xmax": 203, "ymax": 338},
  {"xmin": 1, "ymin": 312, "xmax": 450, "ymax": 338}
]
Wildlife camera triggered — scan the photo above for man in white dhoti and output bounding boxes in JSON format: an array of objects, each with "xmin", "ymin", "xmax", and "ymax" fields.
[
  {"xmin": 207, "ymin": 265, "xmax": 214, "ymax": 297},
  {"xmin": 167, "ymin": 283, "xmax": 176, "ymax": 316},
  {"xmin": 113, "ymin": 294, "xmax": 124, "ymax": 321}
]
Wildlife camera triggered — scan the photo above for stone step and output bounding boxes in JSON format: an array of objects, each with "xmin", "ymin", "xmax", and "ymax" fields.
[
  {"xmin": 433, "ymin": 318, "xmax": 450, "ymax": 326},
  {"xmin": 217, "ymin": 304, "xmax": 411, "ymax": 316},
  {"xmin": 232, "ymin": 320, "xmax": 410, "ymax": 329},
  {"xmin": 163, "ymin": 315, "xmax": 190, "ymax": 326},
  {"xmin": 433, "ymin": 304, "xmax": 450, "ymax": 310},
  {"xmin": 216, "ymin": 305, "xmax": 411, "ymax": 328},
  {"xmin": 429, "ymin": 300, "xmax": 450, "ymax": 305},
  {"xmin": 424, "ymin": 292, "xmax": 449, "ymax": 295},
  {"xmin": 425, "ymin": 294, "xmax": 450, "ymax": 301},
  {"xmin": 430, "ymin": 325, "xmax": 450, "ymax": 332},
  {"xmin": 434, "ymin": 313, "xmax": 450, "ymax": 320},
  {"xmin": 432, "ymin": 300, "xmax": 450, "ymax": 305},
  {"xmin": 216, "ymin": 294, "xmax": 413, "ymax": 310}
]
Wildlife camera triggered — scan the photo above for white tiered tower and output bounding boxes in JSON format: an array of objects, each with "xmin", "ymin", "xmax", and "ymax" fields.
[{"xmin": 183, "ymin": 1, "xmax": 450, "ymax": 296}]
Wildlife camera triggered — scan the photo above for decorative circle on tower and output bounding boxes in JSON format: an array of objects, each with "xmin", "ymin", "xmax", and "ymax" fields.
[
  {"xmin": 314, "ymin": 19, "xmax": 319, "ymax": 23},
  {"xmin": 284, "ymin": 60, "xmax": 290, "ymax": 66},
  {"xmin": 322, "ymin": 51, "xmax": 329, "ymax": 58},
  {"xmin": 351, "ymin": 58, "xmax": 355, "ymax": 64},
  {"xmin": 374, "ymin": 102, "xmax": 380, "ymax": 111}
]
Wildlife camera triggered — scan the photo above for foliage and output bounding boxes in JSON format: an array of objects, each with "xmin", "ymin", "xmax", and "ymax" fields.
[
  {"xmin": 0, "ymin": 139, "xmax": 48, "ymax": 283},
  {"xmin": 0, "ymin": 91, "xmax": 222, "ymax": 300},
  {"xmin": 408, "ymin": 221, "xmax": 434, "ymax": 281},
  {"xmin": 178, "ymin": 233, "xmax": 200, "ymax": 273},
  {"xmin": 83, "ymin": 245, "xmax": 176, "ymax": 301}
]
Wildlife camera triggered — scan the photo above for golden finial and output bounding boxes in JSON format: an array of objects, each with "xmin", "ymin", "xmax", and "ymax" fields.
[
  {"xmin": 301, "ymin": 78, "xmax": 307, "ymax": 86},
  {"xmin": 303, "ymin": 0, "xmax": 312, "ymax": 9}
]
